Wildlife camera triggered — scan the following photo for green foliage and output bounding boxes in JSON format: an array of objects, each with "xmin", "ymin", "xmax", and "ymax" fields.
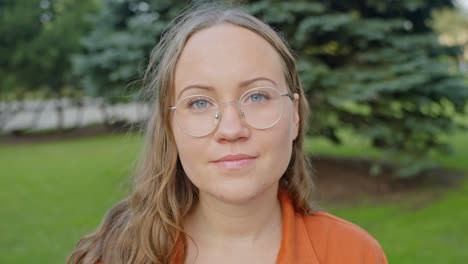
[
  {"xmin": 0, "ymin": 0, "xmax": 99, "ymax": 99},
  {"xmin": 2, "ymin": 0, "xmax": 467, "ymax": 175},
  {"xmin": 0, "ymin": 0, "xmax": 43, "ymax": 98},
  {"xmin": 247, "ymin": 0, "xmax": 468, "ymax": 175},
  {"xmin": 72, "ymin": 0, "xmax": 186, "ymax": 103}
]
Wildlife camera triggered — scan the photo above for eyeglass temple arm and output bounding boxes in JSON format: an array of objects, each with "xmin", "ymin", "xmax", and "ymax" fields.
[{"xmin": 281, "ymin": 93, "xmax": 294, "ymax": 100}]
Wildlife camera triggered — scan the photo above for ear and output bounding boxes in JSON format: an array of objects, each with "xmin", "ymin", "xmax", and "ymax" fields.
[{"xmin": 292, "ymin": 93, "xmax": 300, "ymax": 141}]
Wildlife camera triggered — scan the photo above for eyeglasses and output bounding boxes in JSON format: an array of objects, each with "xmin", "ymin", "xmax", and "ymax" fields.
[{"xmin": 170, "ymin": 87, "xmax": 293, "ymax": 137}]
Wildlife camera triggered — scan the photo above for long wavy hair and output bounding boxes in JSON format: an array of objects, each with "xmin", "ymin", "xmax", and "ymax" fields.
[{"xmin": 68, "ymin": 3, "xmax": 314, "ymax": 264}]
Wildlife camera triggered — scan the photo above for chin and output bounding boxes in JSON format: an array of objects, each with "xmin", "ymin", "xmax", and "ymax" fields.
[{"xmin": 204, "ymin": 180, "xmax": 278, "ymax": 205}]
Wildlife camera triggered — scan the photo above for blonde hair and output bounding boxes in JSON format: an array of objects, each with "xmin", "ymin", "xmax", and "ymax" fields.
[{"xmin": 68, "ymin": 3, "xmax": 314, "ymax": 264}]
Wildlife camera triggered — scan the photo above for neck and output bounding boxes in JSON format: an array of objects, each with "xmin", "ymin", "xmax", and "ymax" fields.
[{"xmin": 184, "ymin": 185, "xmax": 282, "ymax": 243}]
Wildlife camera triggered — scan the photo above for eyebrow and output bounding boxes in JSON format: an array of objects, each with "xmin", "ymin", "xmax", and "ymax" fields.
[{"xmin": 177, "ymin": 77, "xmax": 278, "ymax": 100}]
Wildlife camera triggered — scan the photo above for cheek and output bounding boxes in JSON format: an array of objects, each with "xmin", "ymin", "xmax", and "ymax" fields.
[
  {"xmin": 280, "ymin": 104, "xmax": 297, "ymax": 143},
  {"xmin": 260, "ymin": 108, "xmax": 296, "ymax": 172},
  {"xmin": 172, "ymin": 123, "xmax": 206, "ymax": 183},
  {"xmin": 273, "ymin": 120, "xmax": 294, "ymax": 157}
]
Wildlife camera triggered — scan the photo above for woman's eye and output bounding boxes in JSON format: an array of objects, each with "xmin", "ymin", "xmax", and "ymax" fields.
[
  {"xmin": 247, "ymin": 93, "xmax": 269, "ymax": 103},
  {"xmin": 188, "ymin": 99, "xmax": 211, "ymax": 109}
]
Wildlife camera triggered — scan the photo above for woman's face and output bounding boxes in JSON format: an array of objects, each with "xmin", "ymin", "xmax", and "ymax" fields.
[{"xmin": 172, "ymin": 24, "xmax": 300, "ymax": 204}]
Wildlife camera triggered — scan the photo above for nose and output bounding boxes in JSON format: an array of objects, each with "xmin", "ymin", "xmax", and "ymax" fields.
[{"xmin": 213, "ymin": 101, "xmax": 250, "ymax": 142}]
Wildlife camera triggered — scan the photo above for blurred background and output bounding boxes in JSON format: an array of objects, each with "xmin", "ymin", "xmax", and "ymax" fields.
[{"xmin": 1, "ymin": 0, "xmax": 467, "ymax": 263}]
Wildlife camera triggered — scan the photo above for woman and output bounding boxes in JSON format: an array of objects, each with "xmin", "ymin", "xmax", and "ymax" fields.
[{"xmin": 68, "ymin": 3, "xmax": 388, "ymax": 264}]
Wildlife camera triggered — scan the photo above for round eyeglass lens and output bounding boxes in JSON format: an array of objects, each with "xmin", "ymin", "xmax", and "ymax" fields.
[
  {"xmin": 173, "ymin": 95, "xmax": 219, "ymax": 137},
  {"xmin": 240, "ymin": 87, "xmax": 284, "ymax": 130}
]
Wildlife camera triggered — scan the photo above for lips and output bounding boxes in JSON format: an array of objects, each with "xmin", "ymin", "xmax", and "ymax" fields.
[
  {"xmin": 211, "ymin": 154, "xmax": 257, "ymax": 169},
  {"xmin": 213, "ymin": 154, "xmax": 256, "ymax": 162}
]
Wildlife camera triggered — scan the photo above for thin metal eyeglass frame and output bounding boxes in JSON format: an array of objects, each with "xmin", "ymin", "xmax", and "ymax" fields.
[{"xmin": 169, "ymin": 87, "xmax": 294, "ymax": 137}]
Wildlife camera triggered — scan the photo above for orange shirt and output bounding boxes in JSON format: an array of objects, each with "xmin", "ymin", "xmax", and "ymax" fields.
[
  {"xmin": 274, "ymin": 189, "xmax": 388, "ymax": 264},
  {"xmin": 176, "ymin": 189, "xmax": 388, "ymax": 264}
]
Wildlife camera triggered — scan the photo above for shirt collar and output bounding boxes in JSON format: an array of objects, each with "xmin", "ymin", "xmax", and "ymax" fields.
[{"xmin": 276, "ymin": 188, "xmax": 320, "ymax": 264}]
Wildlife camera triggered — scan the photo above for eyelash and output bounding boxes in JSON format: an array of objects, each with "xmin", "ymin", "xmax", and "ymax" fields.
[{"xmin": 187, "ymin": 98, "xmax": 212, "ymax": 109}]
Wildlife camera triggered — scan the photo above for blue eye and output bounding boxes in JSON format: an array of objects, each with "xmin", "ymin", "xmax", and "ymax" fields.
[
  {"xmin": 248, "ymin": 93, "xmax": 268, "ymax": 103},
  {"xmin": 189, "ymin": 99, "xmax": 210, "ymax": 109}
]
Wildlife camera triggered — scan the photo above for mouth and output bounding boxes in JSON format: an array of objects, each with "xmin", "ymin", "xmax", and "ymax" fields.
[{"xmin": 211, "ymin": 154, "xmax": 257, "ymax": 169}]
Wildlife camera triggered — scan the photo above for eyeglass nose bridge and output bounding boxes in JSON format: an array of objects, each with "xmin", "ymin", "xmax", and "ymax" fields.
[{"xmin": 214, "ymin": 100, "xmax": 246, "ymax": 124}]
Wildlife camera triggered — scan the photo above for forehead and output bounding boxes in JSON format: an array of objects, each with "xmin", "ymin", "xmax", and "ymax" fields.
[{"xmin": 173, "ymin": 23, "xmax": 285, "ymax": 98}]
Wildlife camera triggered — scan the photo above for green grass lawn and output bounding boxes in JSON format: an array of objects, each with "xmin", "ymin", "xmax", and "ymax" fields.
[
  {"xmin": 305, "ymin": 132, "xmax": 468, "ymax": 263},
  {"xmin": 0, "ymin": 132, "xmax": 467, "ymax": 263},
  {"xmin": 0, "ymin": 134, "xmax": 141, "ymax": 263}
]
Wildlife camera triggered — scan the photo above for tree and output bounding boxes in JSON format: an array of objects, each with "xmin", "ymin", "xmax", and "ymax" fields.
[
  {"xmin": 71, "ymin": 0, "xmax": 190, "ymax": 124},
  {"xmin": 0, "ymin": 1, "xmax": 45, "ymax": 127},
  {"xmin": 0, "ymin": 0, "xmax": 99, "ymax": 129},
  {"xmin": 71, "ymin": 0, "xmax": 185, "ymax": 100},
  {"xmin": 246, "ymin": 0, "xmax": 468, "ymax": 176},
  {"xmin": 76, "ymin": 0, "xmax": 468, "ymax": 176}
]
